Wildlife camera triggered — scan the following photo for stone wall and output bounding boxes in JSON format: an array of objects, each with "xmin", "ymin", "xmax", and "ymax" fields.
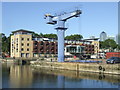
[{"xmin": 31, "ymin": 61, "xmax": 120, "ymax": 75}]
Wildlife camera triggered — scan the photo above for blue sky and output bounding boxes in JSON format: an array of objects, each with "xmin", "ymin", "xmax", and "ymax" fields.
[{"xmin": 2, "ymin": 2, "xmax": 118, "ymax": 38}]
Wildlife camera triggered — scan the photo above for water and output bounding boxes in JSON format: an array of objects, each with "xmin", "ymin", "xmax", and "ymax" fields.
[{"xmin": 2, "ymin": 63, "xmax": 120, "ymax": 88}]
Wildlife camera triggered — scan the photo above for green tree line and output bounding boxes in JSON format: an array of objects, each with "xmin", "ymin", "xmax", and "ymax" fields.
[
  {"xmin": 32, "ymin": 32, "xmax": 83, "ymax": 40},
  {"xmin": 0, "ymin": 33, "xmax": 13, "ymax": 56},
  {"xmin": 100, "ymin": 39, "xmax": 120, "ymax": 50}
]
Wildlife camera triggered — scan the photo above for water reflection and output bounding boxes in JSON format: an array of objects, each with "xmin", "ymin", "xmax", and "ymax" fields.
[
  {"xmin": 32, "ymin": 72, "xmax": 58, "ymax": 88},
  {"xmin": 9, "ymin": 65, "xmax": 33, "ymax": 88},
  {"xmin": 2, "ymin": 63, "xmax": 120, "ymax": 88},
  {"xmin": 57, "ymin": 75, "xmax": 65, "ymax": 88},
  {"xmin": 2, "ymin": 64, "xmax": 33, "ymax": 88},
  {"xmin": 32, "ymin": 67, "xmax": 119, "ymax": 88}
]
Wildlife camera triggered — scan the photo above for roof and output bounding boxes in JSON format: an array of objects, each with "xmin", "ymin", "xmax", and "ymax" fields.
[
  {"xmin": 102, "ymin": 31, "xmax": 106, "ymax": 33},
  {"xmin": 12, "ymin": 29, "xmax": 34, "ymax": 33},
  {"xmin": 64, "ymin": 39, "xmax": 92, "ymax": 42}
]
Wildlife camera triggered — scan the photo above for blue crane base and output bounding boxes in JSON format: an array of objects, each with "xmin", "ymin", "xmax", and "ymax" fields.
[{"xmin": 56, "ymin": 28, "xmax": 67, "ymax": 62}]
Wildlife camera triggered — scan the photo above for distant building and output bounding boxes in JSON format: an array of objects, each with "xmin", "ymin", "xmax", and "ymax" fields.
[
  {"xmin": 0, "ymin": 33, "xmax": 5, "ymax": 38},
  {"xmin": 116, "ymin": 34, "xmax": 120, "ymax": 45},
  {"xmin": 89, "ymin": 36, "xmax": 95, "ymax": 39},
  {"xmin": 100, "ymin": 31, "xmax": 107, "ymax": 41},
  {"xmin": 107, "ymin": 35, "xmax": 115, "ymax": 41}
]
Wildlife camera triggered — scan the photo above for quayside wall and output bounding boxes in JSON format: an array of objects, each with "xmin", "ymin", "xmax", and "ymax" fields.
[{"xmin": 31, "ymin": 61, "xmax": 120, "ymax": 75}]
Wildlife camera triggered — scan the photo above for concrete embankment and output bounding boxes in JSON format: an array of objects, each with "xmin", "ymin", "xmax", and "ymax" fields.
[
  {"xmin": 31, "ymin": 61, "xmax": 120, "ymax": 75},
  {"xmin": 32, "ymin": 67, "xmax": 120, "ymax": 84}
]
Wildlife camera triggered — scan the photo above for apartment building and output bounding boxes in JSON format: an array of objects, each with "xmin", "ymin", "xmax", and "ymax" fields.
[
  {"xmin": 32, "ymin": 38, "xmax": 58, "ymax": 57},
  {"xmin": 83, "ymin": 38, "xmax": 99, "ymax": 54},
  {"xmin": 64, "ymin": 40, "xmax": 94, "ymax": 55},
  {"xmin": 10, "ymin": 29, "xmax": 58, "ymax": 58},
  {"xmin": 91, "ymin": 41, "xmax": 99, "ymax": 54},
  {"xmin": 11, "ymin": 29, "xmax": 33, "ymax": 58},
  {"xmin": 10, "ymin": 29, "xmax": 99, "ymax": 58}
]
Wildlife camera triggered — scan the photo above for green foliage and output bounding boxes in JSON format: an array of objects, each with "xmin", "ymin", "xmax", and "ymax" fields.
[
  {"xmin": 100, "ymin": 39, "xmax": 117, "ymax": 49},
  {"xmin": 117, "ymin": 44, "xmax": 120, "ymax": 49},
  {"xmin": 32, "ymin": 32, "xmax": 57, "ymax": 39},
  {"xmin": 32, "ymin": 33, "xmax": 83, "ymax": 40},
  {"xmin": 1, "ymin": 33, "xmax": 13, "ymax": 55},
  {"xmin": 32, "ymin": 32, "xmax": 40, "ymax": 37},
  {"xmin": 39, "ymin": 33, "xmax": 44, "ymax": 37},
  {"xmin": 65, "ymin": 34, "xmax": 83, "ymax": 40},
  {"xmin": 2, "ymin": 35, "xmax": 11, "ymax": 54},
  {"xmin": 43, "ymin": 33, "xmax": 57, "ymax": 39}
]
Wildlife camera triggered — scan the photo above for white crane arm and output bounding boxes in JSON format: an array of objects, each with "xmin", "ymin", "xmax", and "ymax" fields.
[{"xmin": 52, "ymin": 10, "xmax": 81, "ymax": 21}]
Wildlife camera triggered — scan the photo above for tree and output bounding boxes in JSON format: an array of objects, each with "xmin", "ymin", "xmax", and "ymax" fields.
[
  {"xmin": 39, "ymin": 33, "xmax": 44, "ymax": 37},
  {"xmin": 32, "ymin": 32, "xmax": 40, "ymax": 37},
  {"xmin": 2, "ymin": 35, "xmax": 7, "ymax": 53},
  {"xmin": 32, "ymin": 32, "xmax": 57, "ymax": 39},
  {"xmin": 1, "ymin": 33, "xmax": 13, "ymax": 55},
  {"xmin": 100, "ymin": 39, "xmax": 117, "ymax": 50},
  {"xmin": 99, "ymin": 41, "xmax": 104, "ymax": 49},
  {"xmin": 43, "ymin": 33, "xmax": 57, "ymax": 39},
  {"xmin": 65, "ymin": 34, "xmax": 83, "ymax": 40}
]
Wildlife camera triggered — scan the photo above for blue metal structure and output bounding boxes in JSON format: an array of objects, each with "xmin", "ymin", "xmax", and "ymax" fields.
[{"xmin": 44, "ymin": 10, "xmax": 82, "ymax": 62}]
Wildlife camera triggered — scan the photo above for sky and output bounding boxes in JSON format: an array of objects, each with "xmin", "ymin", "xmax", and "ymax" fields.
[{"xmin": 2, "ymin": 2, "xmax": 118, "ymax": 39}]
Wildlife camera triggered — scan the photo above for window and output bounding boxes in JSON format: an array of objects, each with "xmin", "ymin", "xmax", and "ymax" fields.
[
  {"xmin": 66, "ymin": 47, "xmax": 69, "ymax": 52},
  {"xmin": 16, "ymin": 44, "xmax": 18, "ymax": 47},
  {"xmin": 21, "ymin": 43, "xmax": 24, "ymax": 46},
  {"xmin": 21, "ymin": 53, "xmax": 24, "ymax": 57},
  {"xmin": 33, "ymin": 53, "xmax": 37, "ymax": 57},
  {"xmin": 12, "ymin": 44, "xmax": 13, "ymax": 47},
  {"xmin": 27, "ymin": 48, "xmax": 29, "ymax": 51},
  {"xmin": 34, "ymin": 42, "xmax": 37, "ymax": 45},
  {"xmin": 17, "ymin": 38, "xmax": 18, "ymax": 42},
  {"xmin": 26, "ymin": 53, "xmax": 29, "ymax": 57},
  {"xmin": 21, "ymin": 38, "xmax": 24, "ymax": 40},
  {"xmin": 27, "ymin": 38, "xmax": 29, "ymax": 41},
  {"xmin": 21, "ymin": 48, "xmax": 24, "ymax": 51},
  {"xmin": 16, "ymin": 49, "xmax": 18, "ymax": 52},
  {"xmin": 27, "ymin": 43, "xmax": 29, "ymax": 46},
  {"xmin": 40, "ymin": 42, "xmax": 43, "ymax": 45}
]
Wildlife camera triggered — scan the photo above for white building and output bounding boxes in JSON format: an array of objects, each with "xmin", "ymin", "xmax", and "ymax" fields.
[{"xmin": 116, "ymin": 34, "xmax": 120, "ymax": 45}]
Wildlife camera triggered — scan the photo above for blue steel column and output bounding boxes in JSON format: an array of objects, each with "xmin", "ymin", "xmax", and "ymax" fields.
[
  {"xmin": 57, "ymin": 30, "xmax": 65, "ymax": 62},
  {"xmin": 55, "ymin": 21, "xmax": 67, "ymax": 62}
]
